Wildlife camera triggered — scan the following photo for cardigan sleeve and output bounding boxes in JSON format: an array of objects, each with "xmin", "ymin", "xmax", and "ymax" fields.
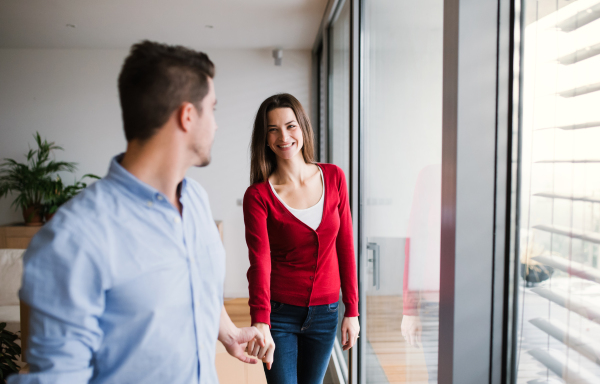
[
  {"xmin": 335, "ymin": 167, "xmax": 360, "ymax": 317},
  {"xmin": 243, "ymin": 186, "xmax": 273, "ymax": 326}
]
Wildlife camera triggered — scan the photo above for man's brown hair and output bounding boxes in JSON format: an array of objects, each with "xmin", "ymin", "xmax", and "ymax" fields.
[{"xmin": 118, "ymin": 40, "xmax": 215, "ymax": 142}]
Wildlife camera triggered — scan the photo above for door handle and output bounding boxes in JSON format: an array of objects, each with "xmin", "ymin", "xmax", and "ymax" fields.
[{"xmin": 367, "ymin": 242, "xmax": 380, "ymax": 290}]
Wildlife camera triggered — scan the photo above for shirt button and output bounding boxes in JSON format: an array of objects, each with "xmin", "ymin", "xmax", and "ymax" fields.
[
  {"xmin": 157, "ymin": 195, "xmax": 164, "ymax": 201},
  {"xmin": 146, "ymin": 201, "xmax": 153, "ymax": 207},
  {"xmin": 174, "ymin": 217, "xmax": 181, "ymax": 223}
]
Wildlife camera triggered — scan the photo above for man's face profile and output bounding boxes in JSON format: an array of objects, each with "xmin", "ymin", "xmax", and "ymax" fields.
[{"xmin": 191, "ymin": 77, "xmax": 218, "ymax": 167}]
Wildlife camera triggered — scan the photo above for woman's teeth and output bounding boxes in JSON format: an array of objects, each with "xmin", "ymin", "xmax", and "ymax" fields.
[{"xmin": 279, "ymin": 143, "xmax": 293, "ymax": 148}]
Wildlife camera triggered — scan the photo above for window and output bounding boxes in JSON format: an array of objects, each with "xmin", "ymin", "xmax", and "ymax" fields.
[{"xmin": 514, "ymin": 0, "xmax": 600, "ymax": 382}]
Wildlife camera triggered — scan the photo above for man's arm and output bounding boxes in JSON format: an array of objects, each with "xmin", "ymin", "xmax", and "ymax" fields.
[
  {"xmin": 8, "ymin": 224, "xmax": 107, "ymax": 384},
  {"xmin": 218, "ymin": 306, "xmax": 266, "ymax": 364}
]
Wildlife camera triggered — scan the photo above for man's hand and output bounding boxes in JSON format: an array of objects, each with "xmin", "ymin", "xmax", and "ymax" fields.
[
  {"xmin": 221, "ymin": 326, "xmax": 265, "ymax": 364},
  {"xmin": 341, "ymin": 317, "xmax": 360, "ymax": 351},
  {"xmin": 401, "ymin": 315, "xmax": 421, "ymax": 347},
  {"xmin": 218, "ymin": 307, "xmax": 265, "ymax": 364},
  {"xmin": 247, "ymin": 322, "xmax": 275, "ymax": 370}
]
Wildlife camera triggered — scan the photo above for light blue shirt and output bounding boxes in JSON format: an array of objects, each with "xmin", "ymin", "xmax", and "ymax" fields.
[{"xmin": 8, "ymin": 155, "xmax": 226, "ymax": 384}]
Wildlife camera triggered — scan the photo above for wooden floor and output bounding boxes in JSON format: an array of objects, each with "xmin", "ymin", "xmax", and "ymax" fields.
[
  {"xmin": 218, "ymin": 298, "xmax": 268, "ymax": 384},
  {"xmin": 222, "ymin": 296, "xmax": 435, "ymax": 384}
]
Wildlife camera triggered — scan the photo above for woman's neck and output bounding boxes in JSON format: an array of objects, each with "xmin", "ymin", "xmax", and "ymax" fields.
[{"xmin": 272, "ymin": 154, "xmax": 312, "ymax": 186}]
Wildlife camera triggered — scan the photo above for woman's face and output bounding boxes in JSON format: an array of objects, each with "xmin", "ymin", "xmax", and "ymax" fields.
[{"xmin": 266, "ymin": 107, "xmax": 304, "ymax": 161}]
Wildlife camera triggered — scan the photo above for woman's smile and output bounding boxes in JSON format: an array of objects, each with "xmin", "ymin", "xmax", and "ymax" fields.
[{"xmin": 277, "ymin": 142, "xmax": 295, "ymax": 150}]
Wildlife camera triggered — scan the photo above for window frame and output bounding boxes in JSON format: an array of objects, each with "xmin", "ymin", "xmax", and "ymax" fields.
[{"xmin": 312, "ymin": 0, "xmax": 522, "ymax": 382}]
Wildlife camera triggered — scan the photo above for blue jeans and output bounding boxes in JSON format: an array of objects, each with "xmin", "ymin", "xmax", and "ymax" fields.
[{"xmin": 264, "ymin": 301, "xmax": 339, "ymax": 384}]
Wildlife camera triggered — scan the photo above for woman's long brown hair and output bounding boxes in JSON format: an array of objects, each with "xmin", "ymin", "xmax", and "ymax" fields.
[{"xmin": 250, "ymin": 93, "xmax": 315, "ymax": 184}]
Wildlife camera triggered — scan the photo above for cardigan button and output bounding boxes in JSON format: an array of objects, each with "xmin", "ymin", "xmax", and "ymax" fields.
[
  {"xmin": 305, "ymin": 300, "xmax": 309, "ymax": 305},
  {"xmin": 309, "ymin": 276, "xmax": 313, "ymax": 280},
  {"xmin": 312, "ymin": 265, "xmax": 316, "ymax": 269},
  {"xmin": 314, "ymin": 253, "xmax": 318, "ymax": 258}
]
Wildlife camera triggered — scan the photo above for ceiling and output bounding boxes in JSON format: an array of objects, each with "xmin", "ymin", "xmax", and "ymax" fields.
[{"xmin": 0, "ymin": 0, "xmax": 328, "ymax": 50}]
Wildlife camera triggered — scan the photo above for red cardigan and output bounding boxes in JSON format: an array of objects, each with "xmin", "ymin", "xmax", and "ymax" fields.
[{"xmin": 243, "ymin": 163, "xmax": 359, "ymax": 326}]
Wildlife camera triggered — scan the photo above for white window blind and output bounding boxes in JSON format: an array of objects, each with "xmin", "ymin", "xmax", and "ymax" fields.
[{"xmin": 516, "ymin": 0, "xmax": 600, "ymax": 383}]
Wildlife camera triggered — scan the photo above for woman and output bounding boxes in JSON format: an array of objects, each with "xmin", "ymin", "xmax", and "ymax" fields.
[{"xmin": 243, "ymin": 93, "xmax": 360, "ymax": 383}]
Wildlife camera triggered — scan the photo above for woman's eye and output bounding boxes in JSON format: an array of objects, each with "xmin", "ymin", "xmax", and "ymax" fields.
[{"xmin": 287, "ymin": 125, "xmax": 296, "ymax": 129}]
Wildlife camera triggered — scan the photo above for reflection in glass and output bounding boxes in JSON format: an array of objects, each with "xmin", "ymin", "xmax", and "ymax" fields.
[
  {"xmin": 515, "ymin": 0, "xmax": 600, "ymax": 382},
  {"xmin": 362, "ymin": 0, "xmax": 443, "ymax": 383}
]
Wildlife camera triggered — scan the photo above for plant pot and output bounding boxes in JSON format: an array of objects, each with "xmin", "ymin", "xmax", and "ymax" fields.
[
  {"xmin": 22, "ymin": 205, "xmax": 44, "ymax": 226},
  {"xmin": 44, "ymin": 212, "xmax": 56, "ymax": 222}
]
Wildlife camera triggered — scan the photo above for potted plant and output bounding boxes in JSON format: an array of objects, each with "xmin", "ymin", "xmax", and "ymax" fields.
[
  {"xmin": 0, "ymin": 133, "xmax": 75, "ymax": 226},
  {"xmin": 0, "ymin": 322, "xmax": 21, "ymax": 383},
  {"xmin": 44, "ymin": 174, "xmax": 100, "ymax": 221}
]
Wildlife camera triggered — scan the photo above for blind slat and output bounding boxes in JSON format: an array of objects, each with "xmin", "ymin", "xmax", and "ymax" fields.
[
  {"xmin": 528, "ymin": 348, "xmax": 599, "ymax": 384},
  {"xmin": 530, "ymin": 318, "xmax": 600, "ymax": 365},
  {"xmin": 531, "ymin": 287, "xmax": 600, "ymax": 325},
  {"xmin": 532, "ymin": 254, "xmax": 600, "ymax": 284},
  {"xmin": 533, "ymin": 224, "xmax": 600, "ymax": 245}
]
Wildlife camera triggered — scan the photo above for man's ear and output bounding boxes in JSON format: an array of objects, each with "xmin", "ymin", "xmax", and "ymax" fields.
[{"xmin": 177, "ymin": 102, "xmax": 196, "ymax": 133}]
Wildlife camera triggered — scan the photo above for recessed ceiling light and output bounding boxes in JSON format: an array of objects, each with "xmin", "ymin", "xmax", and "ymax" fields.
[{"xmin": 66, "ymin": 24, "xmax": 76, "ymax": 28}]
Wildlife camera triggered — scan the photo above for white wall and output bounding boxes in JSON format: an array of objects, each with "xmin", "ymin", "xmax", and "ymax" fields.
[{"xmin": 0, "ymin": 48, "xmax": 312, "ymax": 298}]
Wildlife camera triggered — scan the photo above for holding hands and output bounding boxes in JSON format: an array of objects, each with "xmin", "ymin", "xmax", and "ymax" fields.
[
  {"xmin": 247, "ymin": 322, "xmax": 276, "ymax": 370},
  {"xmin": 219, "ymin": 307, "xmax": 266, "ymax": 364},
  {"xmin": 221, "ymin": 325, "xmax": 266, "ymax": 364}
]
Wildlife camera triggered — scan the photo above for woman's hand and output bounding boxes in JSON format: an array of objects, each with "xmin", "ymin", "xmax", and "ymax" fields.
[
  {"xmin": 246, "ymin": 322, "xmax": 276, "ymax": 370},
  {"xmin": 401, "ymin": 315, "xmax": 421, "ymax": 347},
  {"xmin": 341, "ymin": 316, "xmax": 360, "ymax": 351}
]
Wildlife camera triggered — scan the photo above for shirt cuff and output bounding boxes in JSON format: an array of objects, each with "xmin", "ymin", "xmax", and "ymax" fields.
[
  {"xmin": 343, "ymin": 302, "xmax": 359, "ymax": 317},
  {"xmin": 250, "ymin": 308, "xmax": 271, "ymax": 327}
]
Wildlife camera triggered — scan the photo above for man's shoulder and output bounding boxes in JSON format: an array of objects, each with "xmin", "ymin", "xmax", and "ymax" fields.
[
  {"xmin": 183, "ymin": 178, "xmax": 210, "ymax": 202},
  {"xmin": 55, "ymin": 178, "xmax": 115, "ymax": 218},
  {"xmin": 43, "ymin": 177, "xmax": 127, "ymax": 236}
]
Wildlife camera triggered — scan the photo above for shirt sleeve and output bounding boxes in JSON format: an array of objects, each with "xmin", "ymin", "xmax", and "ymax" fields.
[
  {"xmin": 243, "ymin": 186, "xmax": 272, "ymax": 326},
  {"xmin": 335, "ymin": 168, "xmax": 359, "ymax": 317},
  {"xmin": 8, "ymin": 221, "xmax": 109, "ymax": 384}
]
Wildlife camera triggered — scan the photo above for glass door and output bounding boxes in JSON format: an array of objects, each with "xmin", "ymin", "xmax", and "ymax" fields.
[
  {"xmin": 360, "ymin": 0, "xmax": 444, "ymax": 382},
  {"xmin": 329, "ymin": 0, "xmax": 352, "ymax": 376}
]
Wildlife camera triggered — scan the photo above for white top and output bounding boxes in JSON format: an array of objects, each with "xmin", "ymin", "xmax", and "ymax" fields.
[{"xmin": 269, "ymin": 166, "xmax": 325, "ymax": 230}]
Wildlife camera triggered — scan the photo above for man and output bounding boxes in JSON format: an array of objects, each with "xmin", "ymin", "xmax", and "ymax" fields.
[{"xmin": 8, "ymin": 41, "xmax": 264, "ymax": 384}]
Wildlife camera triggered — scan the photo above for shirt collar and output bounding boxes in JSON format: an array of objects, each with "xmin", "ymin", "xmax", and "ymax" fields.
[{"xmin": 105, "ymin": 153, "xmax": 188, "ymax": 205}]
